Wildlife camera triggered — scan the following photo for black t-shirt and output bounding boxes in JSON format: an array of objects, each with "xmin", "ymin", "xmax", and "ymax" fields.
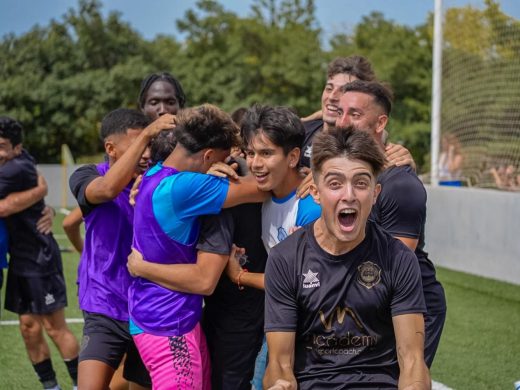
[
  {"xmin": 0, "ymin": 150, "xmax": 62, "ymax": 276},
  {"xmin": 300, "ymin": 119, "xmax": 323, "ymax": 168},
  {"xmin": 371, "ymin": 165, "xmax": 446, "ymax": 314},
  {"xmin": 69, "ymin": 164, "xmax": 102, "ymax": 217},
  {"xmin": 197, "ymin": 202, "xmax": 267, "ymax": 336},
  {"xmin": 264, "ymin": 221, "xmax": 425, "ymax": 389}
]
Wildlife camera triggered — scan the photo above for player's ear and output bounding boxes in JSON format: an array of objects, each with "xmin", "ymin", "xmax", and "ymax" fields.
[
  {"xmin": 13, "ymin": 143, "xmax": 23, "ymax": 156},
  {"xmin": 104, "ymin": 139, "xmax": 116, "ymax": 158},
  {"xmin": 376, "ymin": 114, "xmax": 388, "ymax": 135},
  {"xmin": 373, "ymin": 183, "xmax": 381, "ymax": 204},
  {"xmin": 310, "ymin": 182, "xmax": 320, "ymax": 204},
  {"xmin": 288, "ymin": 147, "xmax": 300, "ymax": 169}
]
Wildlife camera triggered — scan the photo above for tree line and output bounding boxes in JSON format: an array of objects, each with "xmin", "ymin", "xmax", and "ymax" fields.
[{"xmin": 0, "ymin": 0, "xmax": 515, "ymax": 172}]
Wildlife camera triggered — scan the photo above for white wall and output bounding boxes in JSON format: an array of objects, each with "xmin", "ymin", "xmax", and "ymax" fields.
[
  {"xmin": 38, "ymin": 164, "xmax": 83, "ymax": 210},
  {"xmin": 424, "ymin": 185, "xmax": 520, "ymax": 285},
  {"xmin": 37, "ymin": 165, "xmax": 520, "ymax": 285}
]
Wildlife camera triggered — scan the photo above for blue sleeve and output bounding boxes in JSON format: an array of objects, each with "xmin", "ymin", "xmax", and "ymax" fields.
[
  {"xmin": 154, "ymin": 172, "xmax": 230, "ymax": 220},
  {"xmin": 295, "ymin": 195, "xmax": 321, "ymax": 227}
]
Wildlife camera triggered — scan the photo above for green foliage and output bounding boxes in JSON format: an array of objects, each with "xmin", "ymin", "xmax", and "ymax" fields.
[
  {"xmin": 1, "ymin": 0, "xmax": 515, "ymax": 167},
  {"xmin": 0, "ymin": 0, "xmax": 177, "ymax": 161}
]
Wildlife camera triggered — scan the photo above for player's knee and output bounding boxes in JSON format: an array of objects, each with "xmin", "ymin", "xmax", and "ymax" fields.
[{"xmin": 19, "ymin": 319, "xmax": 42, "ymax": 340}]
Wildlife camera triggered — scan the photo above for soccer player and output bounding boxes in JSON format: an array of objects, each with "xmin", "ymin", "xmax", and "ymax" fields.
[
  {"xmin": 0, "ymin": 174, "xmax": 50, "ymax": 308},
  {"xmin": 0, "ymin": 117, "xmax": 80, "ymax": 390},
  {"xmin": 336, "ymin": 80, "xmax": 447, "ymax": 367},
  {"xmin": 128, "ymin": 104, "xmax": 265, "ymax": 389},
  {"xmin": 297, "ymin": 56, "xmax": 413, "ymax": 198},
  {"xmin": 264, "ymin": 127, "xmax": 430, "ymax": 389},
  {"xmin": 69, "ymin": 108, "xmax": 174, "ymax": 389}
]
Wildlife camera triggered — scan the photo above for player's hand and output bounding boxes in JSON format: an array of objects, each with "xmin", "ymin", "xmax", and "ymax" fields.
[
  {"xmin": 230, "ymin": 146, "xmax": 245, "ymax": 160},
  {"xmin": 288, "ymin": 226, "xmax": 301, "ymax": 235},
  {"xmin": 301, "ymin": 109, "xmax": 322, "ymax": 122},
  {"xmin": 129, "ymin": 174, "xmax": 143, "ymax": 207},
  {"xmin": 296, "ymin": 169, "xmax": 314, "ymax": 199},
  {"xmin": 207, "ymin": 161, "xmax": 239, "ymax": 181},
  {"xmin": 36, "ymin": 206, "xmax": 54, "ymax": 235},
  {"xmin": 267, "ymin": 379, "xmax": 295, "ymax": 390},
  {"xmin": 127, "ymin": 247, "xmax": 147, "ymax": 277},
  {"xmin": 385, "ymin": 143, "xmax": 416, "ymax": 171},
  {"xmin": 145, "ymin": 113, "xmax": 176, "ymax": 138},
  {"xmin": 226, "ymin": 244, "xmax": 245, "ymax": 284}
]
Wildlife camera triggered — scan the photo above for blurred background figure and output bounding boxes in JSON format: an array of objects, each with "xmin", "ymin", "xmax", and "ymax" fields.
[
  {"xmin": 490, "ymin": 163, "xmax": 520, "ymax": 191},
  {"xmin": 438, "ymin": 134, "xmax": 464, "ymax": 186}
]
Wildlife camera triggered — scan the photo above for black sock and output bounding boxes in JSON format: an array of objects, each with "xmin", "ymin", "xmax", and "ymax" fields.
[
  {"xmin": 32, "ymin": 358, "xmax": 58, "ymax": 389},
  {"xmin": 64, "ymin": 357, "xmax": 78, "ymax": 386}
]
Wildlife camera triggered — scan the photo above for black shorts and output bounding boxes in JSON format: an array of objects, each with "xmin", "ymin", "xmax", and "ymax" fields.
[
  {"xmin": 203, "ymin": 317, "xmax": 264, "ymax": 390},
  {"xmin": 4, "ymin": 270, "xmax": 67, "ymax": 315},
  {"xmin": 80, "ymin": 312, "xmax": 151, "ymax": 387}
]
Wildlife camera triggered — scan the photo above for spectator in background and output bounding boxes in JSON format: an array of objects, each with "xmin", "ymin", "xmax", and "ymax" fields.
[
  {"xmin": 438, "ymin": 134, "xmax": 464, "ymax": 186},
  {"xmin": 490, "ymin": 163, "xmax": 520, "ymax": 191}
]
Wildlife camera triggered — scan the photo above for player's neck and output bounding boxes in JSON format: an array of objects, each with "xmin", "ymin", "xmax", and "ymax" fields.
[
  {"xmin": 272, "ymin": 169, "xmax": 301, "ymax": 199},
  {"xmin": 313, "ymin": 218, "xmax": 366, "ymax": 256},
  {"xmin": 162, "ymin": 146, "xmax": 200, "ymax": 172}
]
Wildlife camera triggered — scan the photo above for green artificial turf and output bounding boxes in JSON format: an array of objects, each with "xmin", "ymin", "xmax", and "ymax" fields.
[
  {"xmin": 430, "ymin": 267, "xmax": 520, "ymax": 390},
  {"xmin": 1, "ymin": 213, "xmax": 519, "ymax": 389}
]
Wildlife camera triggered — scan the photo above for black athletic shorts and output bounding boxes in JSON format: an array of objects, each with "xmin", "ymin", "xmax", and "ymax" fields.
[
  {"xmin": 4, "ymin": 270, "xmax": 67, "ymax": 315},
  {"xmin": 80, "ymin": 311, "xmax": 151, "ymax": 387}
]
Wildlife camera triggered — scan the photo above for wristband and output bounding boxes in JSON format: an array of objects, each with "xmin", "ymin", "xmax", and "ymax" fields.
[{"xmin": 237, "ymin": 268, "xmax": 248, "ymax": 290}]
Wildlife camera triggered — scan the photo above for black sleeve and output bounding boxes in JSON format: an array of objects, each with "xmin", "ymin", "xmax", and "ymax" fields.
[
  {"xmin": 0, "ymin": 157, "xmax": 36, "ymax": 198},
  {"xmin": 377, "ymin": 172, "xmax": 426, "ymax": 239},
  {"xmin": 196, "ymin": 209, "xmax": 235, "ymax": 255},
  {"xmin": 264, "ymin": 246, "xmax": 298, "ymax": 332},
  {"xmin": 69, "ymin": 164, "xmax": 100, "ymax": 216},
  {"xmin": 390, "ymin": 240, "xmax": 426, "ymax": 316}
]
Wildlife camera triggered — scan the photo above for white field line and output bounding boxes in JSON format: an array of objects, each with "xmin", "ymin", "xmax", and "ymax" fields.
[
  {"xmin": 0, "ymin": 318, "xmax": 84, "ymax": 325},
  {"xmin": 432, "ymin": 380, "xmax": 454, "ymax": 390}
]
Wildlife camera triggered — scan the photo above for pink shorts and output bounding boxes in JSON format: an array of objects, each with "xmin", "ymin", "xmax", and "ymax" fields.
[{"xmin": 133, "ymin": 323, "xmax": 211, "ymax": 389}]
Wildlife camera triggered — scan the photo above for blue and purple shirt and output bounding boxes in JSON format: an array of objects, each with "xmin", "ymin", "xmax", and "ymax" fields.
[{"xmin": 129, "ymin": 162, "xmax": 229, "ymax": 337}]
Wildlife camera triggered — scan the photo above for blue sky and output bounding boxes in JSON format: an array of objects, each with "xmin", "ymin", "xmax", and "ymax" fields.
[{"xmin": 1, "ymin": 0, "xmax": 519, "ymax": 42}]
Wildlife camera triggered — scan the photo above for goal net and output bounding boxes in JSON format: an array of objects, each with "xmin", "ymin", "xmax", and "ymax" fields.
[{"xmin": 438, "ymin": 0, "xmax": 520, "ymax": 189}]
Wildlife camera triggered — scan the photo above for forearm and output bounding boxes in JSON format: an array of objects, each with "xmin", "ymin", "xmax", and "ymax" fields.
[
  {"xmin": 138, "ymin": 261, "xmax": 221, "ymax": 295},
  {"xmin": 92, "ymin": 131, "xmax": 152, "ymax": 201},
  {"xmin": 398, "ymin": 357, "xmax": 431, "ymax": 390},
  {"xmin": 0, "ymin": 182, "xmax": 46, "ymax": 217},
  {"xmin": 264, "ymin": 361, "xmax": 297, "ymax": 389},
  {"xmin": 64, "ymin": 226, "xmax": 83, "ymax": 253},
  {"xmin": 239, "ymin": 271, "xmax": 265, "ymax": 290}
]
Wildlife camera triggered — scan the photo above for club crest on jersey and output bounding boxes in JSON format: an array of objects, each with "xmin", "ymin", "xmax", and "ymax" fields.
[
  {"xmin": 302, "ymin": 269, "xmax": 320, "ymax": 289},
  {"xmin": 357, "ymin": 261, "xmax": 381, "ymax": 289}
]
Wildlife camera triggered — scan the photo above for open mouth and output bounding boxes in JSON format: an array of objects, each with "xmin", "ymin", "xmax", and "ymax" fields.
[
  {"xmin": 325, "ymin": 104, "xmax": 339, "ymax": 115},
  {"xmin": 253, "ymin": 172, "xmax": 269, "ymax": 184},
  {"xmin": 338, "ymin": 208, "xmax": 357, "ymax": 232}
]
